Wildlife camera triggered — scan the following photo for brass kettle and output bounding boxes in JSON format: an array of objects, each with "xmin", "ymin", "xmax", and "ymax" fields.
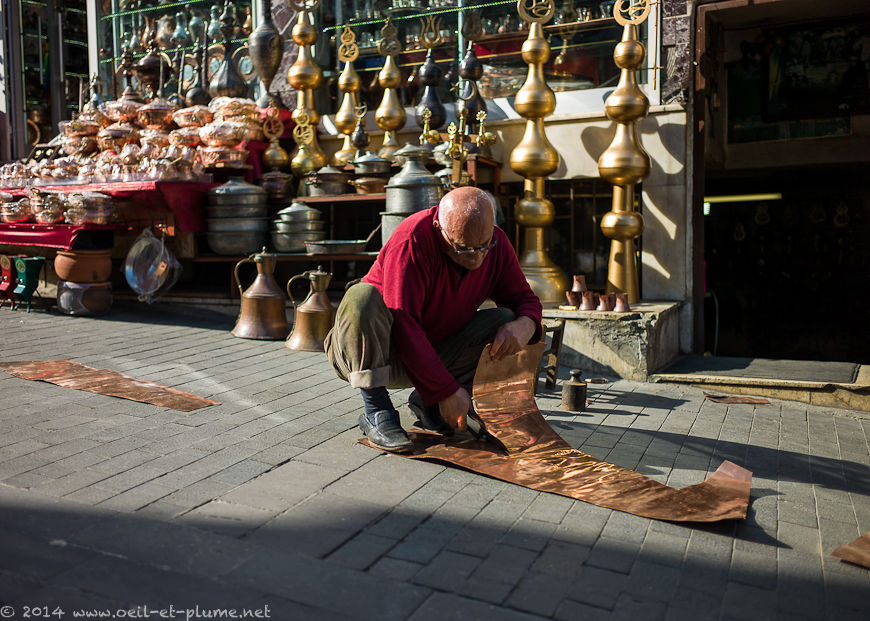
[
  {"xmin": 286, "ymin": 266, "xmax": 335, "ymax": 352},
  {"xmin": 231, "ymin": 248, "xmax": 289, "ymax": 340}
]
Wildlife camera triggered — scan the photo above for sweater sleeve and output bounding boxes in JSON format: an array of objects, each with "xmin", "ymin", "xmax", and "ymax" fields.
[
  {"xmin": 379, "ymin": 235, "xmax": 460, "ymax": 404},
  {"xmin": 489, "ymin": 229, "xmax": 544, "ymax": 344}
]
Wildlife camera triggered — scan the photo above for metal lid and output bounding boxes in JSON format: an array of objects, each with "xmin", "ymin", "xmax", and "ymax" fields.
[
  {"xmin": 209, "ymin": 177, "xmax": 266, "ymax": 197},
  {"xmin": 353, "ymin": 152, "xmax": 391, "ymax": 165}
]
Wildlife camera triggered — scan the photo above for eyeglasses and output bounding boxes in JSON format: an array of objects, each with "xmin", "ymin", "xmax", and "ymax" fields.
[{"xmin": 440, "ymin": 228, "xmax": 497, "ymax": 255}]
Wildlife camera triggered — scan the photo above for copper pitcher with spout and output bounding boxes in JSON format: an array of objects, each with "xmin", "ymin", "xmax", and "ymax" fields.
[
  {"xmin": 231, "ymin": 248, "xmax": 289, "ymax": 340},
  {"xmin": 286, "ymin": 266, "xmax": 335, "ymax": 352}
]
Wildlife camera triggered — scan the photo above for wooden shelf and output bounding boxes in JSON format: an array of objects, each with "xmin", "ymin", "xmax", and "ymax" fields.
[{"xmin": 293, "ymin": 193, "xmax": 386, "ymax": 204}]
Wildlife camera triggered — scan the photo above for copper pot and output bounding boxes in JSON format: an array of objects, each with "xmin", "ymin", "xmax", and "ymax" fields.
[
  {"xmin": 348, "ymin": 177, "xmax": 387, "ymax": 194},
  {"xmin": 54, "ymin": 249, "xmax": 113, "ymax": 283},
  {"xmin": 137, "ymin": 98, "xmax": 178, "ymax": 131}
]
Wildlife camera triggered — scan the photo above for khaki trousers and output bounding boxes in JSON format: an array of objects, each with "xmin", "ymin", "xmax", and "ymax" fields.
[{"xmin": 325, "ymin": 283, "xmax": 514, "ymax": 397}]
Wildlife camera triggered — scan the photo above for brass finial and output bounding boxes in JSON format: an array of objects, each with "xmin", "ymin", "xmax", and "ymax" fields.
[
  {"xmin": 446, "ymin": 110, "xmax": 469, "ymax": 187},
  {"xmin": 375, "ymin": 17, "xmax": 406, "ymax": 161},
  {"xmin": 508, "ymin": 0, "xmax": 567, "ymax": 303},
  {"xmin": 262, "ymin": 107, "xmax": 289, "ymax": 171},
  {"xmin": 334, "ymin": 25, "xmax": 361, "ymax": 166},
  {"xmin": 476, "ymin": 110, "xmax": 496, "ymax": 153},
  {"xmin": 419, "ymin": 108, "xmax": 441, "ymax": 146},
  {"xmin": 350, "ymin": 102, "xmax": 370, "ymax": 157},
  {"xmin": 598, "ymin": 0, "xmax": 651, "ymax": 304},
  {"xmin": 287, "ymin": 0, "xmax": 327, "ymax": 176},
  {"xmin": 456, "ymin": 9, "xmax": 486, "ymax": 134}
]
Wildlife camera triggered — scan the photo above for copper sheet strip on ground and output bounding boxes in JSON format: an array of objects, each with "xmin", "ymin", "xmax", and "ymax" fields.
[
  {"xmin": 832, "ymin": 532, "xmax": 870, "ymax": 569},
  {"xmin": 364, "ymin": 343, "xmax": 752, "ymax": 522},
  {"xmin": 0, "ymin": 360, "xmax": 218, "ymax": 412}
]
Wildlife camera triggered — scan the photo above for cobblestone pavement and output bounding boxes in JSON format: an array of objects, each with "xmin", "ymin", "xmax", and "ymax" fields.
[{"xmin": 0, "ymin": 301, "xmax": 868, "ymax": 620}]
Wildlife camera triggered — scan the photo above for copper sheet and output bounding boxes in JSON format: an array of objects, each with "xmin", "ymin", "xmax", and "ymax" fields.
[
  {"xmin": 832, "ymin": 532, "xmax": 870, "ymax": 569},
  {"xmin": 0, "ymin": 360, "xmax": 218, "ymax": 412},
  {"xmin": 365, "ymin": 343, "xmax": 752, "ymax": 522}
]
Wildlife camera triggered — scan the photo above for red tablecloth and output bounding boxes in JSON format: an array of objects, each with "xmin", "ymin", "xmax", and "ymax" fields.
[
  {"xmin": 3, "ymin": 180, "xmax": 217, "ymax": 233},
  {"xmin": 0, "ymin": 222, "xmax": 114, "ymax": 250}
]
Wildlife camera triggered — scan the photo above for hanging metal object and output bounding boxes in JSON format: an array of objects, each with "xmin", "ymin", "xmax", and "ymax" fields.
[
  {"xmin": 262, "ymin": 107, "xmax": 289, "ymax": 171},
  {"xmin": 333, "ymin": 25, "xmax": 361, "ymax": 167},
  {"xmin": 248, "ymin": 0, "xmax": 284, "ymax": 108},
  {"xmin": 287, "ymin": 0, "xmax": 327, "ymax": 175},
  {"xmin": 598, "ymin": 0, "xmax": 651, "ymax": 304},
  {"xmin": 375, "ymin": 17, "xmax": 406, "ymax": 161},
  {"xmin": 350, "ymin": 102, "xmax": 371, "ymax": 159},
  {"xmin": 414, "ymin": 16, "xmax": 445, "ymax": 134},
  {"xmin": 208, "ymin": 0, "xmax": 250, "ymax": 99},
  {"xmin": 456, "ymin": 9, "xmax": 486, "ymax": 135},
  {"xmin": 184, "ymin": 36, "xmax": 211, "ymax": 106},
  {"xmin": 419, "ymin": 107, "xmax": 442, "ymax": 148},
  {"xmin": 508, "ymin": 0, "xmax": 568, "ymax": 304},
  {"xmin": 118, "ymin": 47, "xmax": 143, "ymax": 103},
  {"xmin": 136, "ymin": 39, "xmax": 172, "ymax": 99}
]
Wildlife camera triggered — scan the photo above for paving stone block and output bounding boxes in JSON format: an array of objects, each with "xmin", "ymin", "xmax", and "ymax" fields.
[
  {"xmin": 326, "ymin": 455, "xmax": 442, "ymax": 505},
  {"xmin": 586, "ymin": 536, "xmax": 640, "ymax": 574},
  {"xmin": 602, "ymin": 511, "xmax": 651, "ymax": 544},
  {"xmin": 411, "ymin": 550, "xmax": 481, "ymax": 591},
  {"xmin": 720, "ymin": 582, "xmax": 777, "ymax": 620},
  {"xmin": 555, "ymin": 598, "xmax": 613, "ymax": 621},
  {"xmin": 367, "ymin": 556, "xmax": 424, "ymax": 581},
  {"xmin": 664, "ymin": 588, "xmax": 723, "ymax": 621},
  {"xmin": 95, "ymin": 480, "xmax": 176, "ymax": 512},
  {"xmin": 638, "ymin": 529, "xmax": 688, "ymax": 568},
  {"xmin": 507, "ymin": 571, "xmax": 574, "ymax": 617},
  {"xmin": 389, "ymin": 526, "xmax": 455, "ymax": 564},
  {"xmin": 411, "ymin": 592, "xmax": 542, "ymax": 621},
  {"xmin": 567, "ymin": 565, "xmax": 628, "ymax": 610}
]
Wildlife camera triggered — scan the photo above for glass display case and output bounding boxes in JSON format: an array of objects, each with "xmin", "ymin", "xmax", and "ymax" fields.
[
  {"xmin": 3, "ymin": 0, "xmax": 90, "ymax": 158},
  {"xmin": 94, "ymin": 0, "xmax": 255, "ymax": 103},
  {"xmin": 324, "ymin": 0, "xmax": 649, "ymax": 112}
]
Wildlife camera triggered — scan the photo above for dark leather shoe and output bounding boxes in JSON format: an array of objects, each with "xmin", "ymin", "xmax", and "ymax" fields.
[
  {"xmin": 408, "ymin": 390, "xmax": 454, "ymax": 436},
  {"xmin": 358, "ymin": 409, "xmax": 413, "ymax": 452}
]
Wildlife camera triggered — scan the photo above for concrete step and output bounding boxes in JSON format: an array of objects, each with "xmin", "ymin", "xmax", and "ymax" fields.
[{"xmin": 650, "ymin": 363, "xmax": 870, "ymax": 412}]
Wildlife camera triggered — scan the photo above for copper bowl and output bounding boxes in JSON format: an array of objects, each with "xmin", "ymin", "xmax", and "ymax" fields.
[
  {"xmin": 172, "ymin": 105, "xmax": 214, "ymax": 128},
  {"xmin": 199, "ymin": 122, "xmax": 244, "ymax": 147},
  {"xmin": 62, "ymin": 135, "xmax": 99, "ymax": 156},
  {"xmin": 199, "ymin": 146, "xmax": 249, "ymax": 168},
  {"xmin": 104, "ymin": 98, "xmax": 143, "ymax": 123},
  {"xmin": 96, "ymin": 123, "xmax": 140, "ymax": 152},
  {"xmin": 169, "ymin": 127, "xmax": 201, "ymax": 147},
  {"xmin": 137, "ymin": 98, "xmax": 178, "ymax": 131},
  {"xmin": 64, "ymin": 118, "xmax": 101, "ymax": 137}
]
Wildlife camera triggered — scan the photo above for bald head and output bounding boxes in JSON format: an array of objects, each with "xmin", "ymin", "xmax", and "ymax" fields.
[
  {"xmin": 437, "ymin": 187, "xmax": 496, "ymax": 237},
  {"xmin": 436, "ymin": 187, "xmax": 497, "ymax": 270}
]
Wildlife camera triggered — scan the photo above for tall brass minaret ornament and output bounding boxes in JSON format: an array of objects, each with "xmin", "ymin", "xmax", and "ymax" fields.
[
  {"xmin": 333, "ymin": 25, "xmax": 361, "ymax": 166},
  {"xmin": 597, "ymin": 0, "xmax": 651, "ymax": 304},
  {"xmin": 287, "ymin": 0, "xmax": 327, "ymax": 176},
  {"xmin": 508, "ymin": 0, "xmax": 568, "ymax": 304},
  {"xmin": 375, "ymin": 18, "xmax": 406, "ymax": 161}
]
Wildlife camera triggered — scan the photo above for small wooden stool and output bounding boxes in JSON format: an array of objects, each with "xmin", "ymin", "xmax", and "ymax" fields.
[{"xmin": 535, "ymin": 317, "xmax": 566, "ymax": 393}]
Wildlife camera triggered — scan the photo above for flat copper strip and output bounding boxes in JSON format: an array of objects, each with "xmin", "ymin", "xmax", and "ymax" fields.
[
  {"xmin": 365, "ymin": 343, "xmax": 752, "ymax": 523},
  {"xmin": 0, "ymin": 360, "xmax": 218, "ymax": 412},
  {"xmin": 832, "ymin": 532, "xmax": 870, "ymax": 569}
]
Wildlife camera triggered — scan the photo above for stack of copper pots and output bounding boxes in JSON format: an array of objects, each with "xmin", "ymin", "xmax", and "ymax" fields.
[{"xmin": 271, "ymin": 202, "xmax": 324, "ymax": 252}]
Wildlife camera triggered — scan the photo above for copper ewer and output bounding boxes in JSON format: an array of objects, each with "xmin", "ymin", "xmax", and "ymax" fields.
[
  {"xmin": 231, "ymin": 249, "xmax": 289, "ymax": 340},
  {"xmin": 285, "ymin": 266, "xmax": 335, "ymax": 352}
]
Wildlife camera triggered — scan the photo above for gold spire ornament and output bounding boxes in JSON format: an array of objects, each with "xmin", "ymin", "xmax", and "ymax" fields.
[
  {"xmin": 508, "ymin": 0, "xmax": 568, "ymax": 304},
  {"xmin": 375, "ymin": 18, "xmax": 407, "ymax": 161},
  {"xmin": 333, "ymin": 25, "xmax": 361, "ymax": 166},
  {"xmin": 291, "ymin": 109, "xmax": 319, "ymax": 177},
  {"xmin": 262, "ymin": 107, "xmax": 289, "ymax": 171},
  {"xmin": 476, "ymin": 109, "xmax": 496, "ymax": 155},
  {"xmin": 419, "ymin": 107, "xmax": 441, "ymax": 147},
  {"xmin": 597, "ymin": 0, "xmax": 651, "ymax": 304},
  {"xmin": 287, "ymin": 0, "xmax": 327, "ymax": 175}
]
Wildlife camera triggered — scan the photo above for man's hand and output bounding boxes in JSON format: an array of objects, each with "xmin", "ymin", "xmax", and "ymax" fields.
[
  {"xmin": 439, "ymin": 386, "xmax": 471, "ymax": 431},
  {"xmin": 490, "ymin": 316, "xmax": 536, "ymax": 361}
]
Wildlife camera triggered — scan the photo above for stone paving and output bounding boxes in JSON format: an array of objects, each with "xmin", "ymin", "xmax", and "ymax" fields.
[{"xmin": 0, "ymin": 301, "xmax": 868, "ymax": 620}]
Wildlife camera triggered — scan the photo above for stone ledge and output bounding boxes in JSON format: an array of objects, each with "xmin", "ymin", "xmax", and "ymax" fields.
[{"xmin": 544, "ymin": 301, "xmax": 682, "ymax": 381}]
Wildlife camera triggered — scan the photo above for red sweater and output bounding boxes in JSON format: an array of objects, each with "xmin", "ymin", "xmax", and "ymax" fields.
[{"xmin": 363, "ymin": 205, "xmax": 543, "ymax": 405}]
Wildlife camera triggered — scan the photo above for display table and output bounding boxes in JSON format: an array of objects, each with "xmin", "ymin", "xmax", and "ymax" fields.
[
  {"xmin": 0, "ymin": 222, "xmax": 114, "ymax": 250},
  {"xmin": 3, "ymin": 180, "xmax": 217, "ymax": 233}
]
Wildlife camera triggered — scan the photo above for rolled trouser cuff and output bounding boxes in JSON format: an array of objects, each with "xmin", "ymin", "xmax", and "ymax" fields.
[{"xmin": 348, "ymin": 366, "xmax": 393, "ymax": 389}]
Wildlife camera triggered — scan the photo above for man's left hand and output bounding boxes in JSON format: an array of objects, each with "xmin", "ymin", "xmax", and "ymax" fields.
[{"xmin": 490, "ymin": 316, "xmax": 536, "ymax": 361}]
